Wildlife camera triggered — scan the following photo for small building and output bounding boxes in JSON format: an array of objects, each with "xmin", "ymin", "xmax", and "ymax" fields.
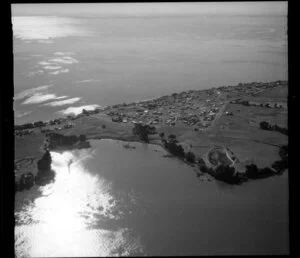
[{"xmin": 112, "ymin": 116, "xmax": 122, "ymax": 122}]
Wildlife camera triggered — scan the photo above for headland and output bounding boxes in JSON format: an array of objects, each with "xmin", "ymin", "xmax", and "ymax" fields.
[{"xmin": 14, "ymin": 80, "xmax": 288, "ymax": 190}]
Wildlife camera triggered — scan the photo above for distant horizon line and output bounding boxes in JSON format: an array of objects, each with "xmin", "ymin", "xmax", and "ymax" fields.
[{"xmin": 12, "ymin": 2, "xmax": 287, "ymax": 17}]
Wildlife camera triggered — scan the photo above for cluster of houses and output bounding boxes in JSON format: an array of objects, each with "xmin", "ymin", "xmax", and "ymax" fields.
[
  {"xmin": 15, "ymin": 81, "xmax": 287, "ymax": 136},
  {"xmin": 15, "ymin": 129, "xmax": 35, "ymax": 137},
  {"xmin": 15, "ymin": 116, "xmax": 75, "ymax": 136},
  {"xmin": 230, "ymin": 99, "xmax": 287, "ymax": 109},
  {"xmin": 15, "ymin": 106, "xmax": 105, "ymax": 132},
  {"xmin": 104, "ymin": 80, "xmax": 287, "ymax": 129},
  {"xmin": 15, "ymin": 117, "xmax": 70, "ymax": 131},
  {"xmin": 104, "ymin": 87, "xmax": 226, "ymax": 129},
  {"xmin": 15, "ymin": 122, "xmax": 75, "ymax": 137},
  {"xmin": 220, "ymin": 80, "xmax": 286, "ymax": 93}
]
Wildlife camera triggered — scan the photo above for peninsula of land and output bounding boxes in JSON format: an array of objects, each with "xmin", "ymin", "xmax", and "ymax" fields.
[{"xmin": 15, "ymin": 80, "xmax": 288, "ymax": 190}]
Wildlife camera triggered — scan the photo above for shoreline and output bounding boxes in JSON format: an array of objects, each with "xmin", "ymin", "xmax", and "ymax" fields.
[
  {"xmin": 14, "ymin": 80, "xmax": 287, "ymax": 129},
  {"xmin": 15, "ymin": 79, "xmax": 288, "ymax": 187}
]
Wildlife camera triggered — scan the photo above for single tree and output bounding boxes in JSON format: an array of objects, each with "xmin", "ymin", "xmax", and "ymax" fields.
[
  {"xmin": 159, "ymin": 132, "xmax": 165, "ymax": 138},
  {"xmin": 185, "ymin": 151, "xmax": 196, "ymax": 163},
  {"xmin": 79, "ymin": 134, "xmax": 86, "ymax": 142}
]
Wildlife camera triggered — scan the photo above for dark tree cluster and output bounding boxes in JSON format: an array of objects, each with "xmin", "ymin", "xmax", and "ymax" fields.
[
  {"xmin": 37, "ymin": 150, "xmax": 52, "ymax": 171},
  {"xmin": 260, "ymin": 121, "xmax": 272, "ymax": 130},
  {"xmin": 163, "ymin": 140, "xmax": 185, "ymax": 158},
  {"xmin": 245, "ymin": 164, "xmax": 276, "ymax": 179},
  {"xmin": 244, "ymin": 164, "xmax": 259, "ymax": 179},
  {"xmin": 47, "ymin": 133, "xmax": 90, "ymax": 149},
  {"xmin": 244, "ymin": 164, "xmax": 275, "ymax": 179},
  {"xmin": 242, "ymin": 100, "xmax": 250, "ymax": 106},
  {"xmin": 185, "ymin": 151, "xmax": 196, "ymax": 163},
  {"xmin": 197, "ymin": 143, "xmax": 289, "ymax": 185},
  {"xmin": 198, "ymin": 162, "xmax": 244, "ymax": 184},
  {"xmin": 214, "ymin": 165, "xmax": 244, "ymax": 184},
  {"xmin": 15, "ymin": 172, "xmax": 35, "ymax": 192},
  {"xmin": 162, "ymin": 135, "xmax": 185, "ymax": 159},
  {"xmin": 244, "ymin": 144, "xmax": 288, "ymax": 180},
  {"xmin": 167, "ymin": 134, "xmax": 177, "ymax": 143},
  {"xmin": 15, "ymin": 150, "xmax": 56, "ymax": 191},
  {"xmin": 82, "ymin": 109, "xmax": 89, "ymax": 115},
  {"xmin": 15, "ymin": 120, "xmax": 46, "ymax": 131},
  {"xmin": 132, "ymin": 124, "xmax": 157, "ymax": 142},
  {"xmin": 279, "ymin": 144, "xmax": 288, "ymax": 161},
  {"xmin": 272, "ymin": 160, "xmax": 288, "ymax": 174},
  {"xmin": 35, "ymin": 150, "xmax": 55, "ymax": 186},
  {"xmin": 197, "ymin": 158, "xmax": 206, "ymax": 167},
  {"xmin": 272, "ymin": 144, "xmax": 288, "ymax": 174},
  {"xmin": 79, "ymin": 134, "xmax": 86, "ymax": 142},
  {"xmin": 198, "ymin": 163, "xmax": 213, "ymax": 174},
  {"xmin": 272, "ymin": 124, "xmax": 288, "ymax": 135},
  {"xmin": 15, "ymin": 123, "xmax": 34, "ymax": 130},
  {"xmin": 259, "ymin": 121, "xmax": 288, "ymax": 135},
  {"xmin": 47, "ymin": 133, "xmax": 83, "ymax": 148},
  {"xmin": 161, "ymin": 133, "xmax": 197, "ymax": 162}
]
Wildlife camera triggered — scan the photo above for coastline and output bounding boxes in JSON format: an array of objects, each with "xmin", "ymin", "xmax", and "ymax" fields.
[
  {"xmin": 14, "ymin": 80, "xmax": 287, "ymax": 130},
  {"xmin": 15, "ymin": 80, "xmax": 288, "ymax": 188}
]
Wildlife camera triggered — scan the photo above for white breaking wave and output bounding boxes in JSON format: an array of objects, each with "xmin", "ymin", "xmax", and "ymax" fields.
[
  {"xmin": 32, "ymin": 52, "xmax": 79, "ymax": 77},
  {"xmin": 49, "ymin": 68, "xmax": 69, "ymax": 75},
  {"xmin": 14, "ymin": 84, "xmax": 74, "ymax": 106},
  {"xmin": 73, "ymin": 79, "xmax": 102, "ymax": 84},
  {"xmin": 54, "ymin": 52, "xmax": 75, "ymax": 56},
  {"xmin": 48, "ymin": 57, "xmax": 79, "ymax": 64},
  {"xmin": 43, "ymin": 65, "xmax": 63, "ymax": 70},
  {"xmin": 27, "ymin": 70, "xmax": 45, "ymax": 77},
  {"xmin": 15, "ymin": 110, "xmax": 32, "ymax": 118},
  {"xmin": 58, "ymin": 104, "xmax": 100, "ymax": 115},
  {"xmin": 22, "ymin": 93, "xmax": 58, "ymax": 105},
  {"xmin": 14, "ymin": 84, "xmax": 54, "ymax": 100},
  {"xmin": 38, "ymin": 61, "xmax": 52, "ymax": 66},
  {"xmin": 37, "ymin": 39, "xmax": 53, "ymax": 44},
  {"xmin": 43, "ymin": 97, "xmax": 81, "ymax": 107},
  {"xmin": 55, "ymin": 96, "xmax": 69, "ymax": 100}
]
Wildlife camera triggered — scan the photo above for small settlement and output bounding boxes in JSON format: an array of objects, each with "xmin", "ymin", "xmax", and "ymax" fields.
[
  {"xmin": 15, "ymin": 80, "xmax": 287, "ymax": 136},
  {"xmin": 103, "ymin": 80, "xmax": 287, "ymax": 130}
]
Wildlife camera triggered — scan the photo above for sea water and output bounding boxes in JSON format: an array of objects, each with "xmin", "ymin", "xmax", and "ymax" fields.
[
  {"xmin": 15, "ymin": 139, "xmax": 289, "ymax": 256},
  {"xmin": 12, "ymin": 2, "xmax": 287, "ymax": 125}
]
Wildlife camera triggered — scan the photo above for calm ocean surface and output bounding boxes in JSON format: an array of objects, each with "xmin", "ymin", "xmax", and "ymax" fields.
[
  {"xmin": 12, "ymin": 3, "xmax": 287, "ymax": 124},
  {"xmin": 15, "ymin": 140, "xmax": 289, "ymax": 256}
]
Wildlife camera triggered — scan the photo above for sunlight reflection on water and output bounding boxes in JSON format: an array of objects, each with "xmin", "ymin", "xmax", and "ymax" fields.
[
  {"xmin": 12, "ymin": 16, "xmax": 90, "ymax": 41},
  {"xmin": 15, "ymin": 150, "xmax": 143, "ymax": 257}
]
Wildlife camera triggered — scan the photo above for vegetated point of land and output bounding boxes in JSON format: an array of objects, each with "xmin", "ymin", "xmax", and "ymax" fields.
[{"xmin": 15, "ymin": 80, "xmax": 288, "ymax": 187}]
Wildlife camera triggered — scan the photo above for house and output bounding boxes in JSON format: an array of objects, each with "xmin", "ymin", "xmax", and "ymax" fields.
[
  {"xmin": 225, "ymin": 111, "xmax": 233, "ymax": 116},
  {"xmin": 112, "ymin": 116, "xmax": 122, "ymax": 122}
]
